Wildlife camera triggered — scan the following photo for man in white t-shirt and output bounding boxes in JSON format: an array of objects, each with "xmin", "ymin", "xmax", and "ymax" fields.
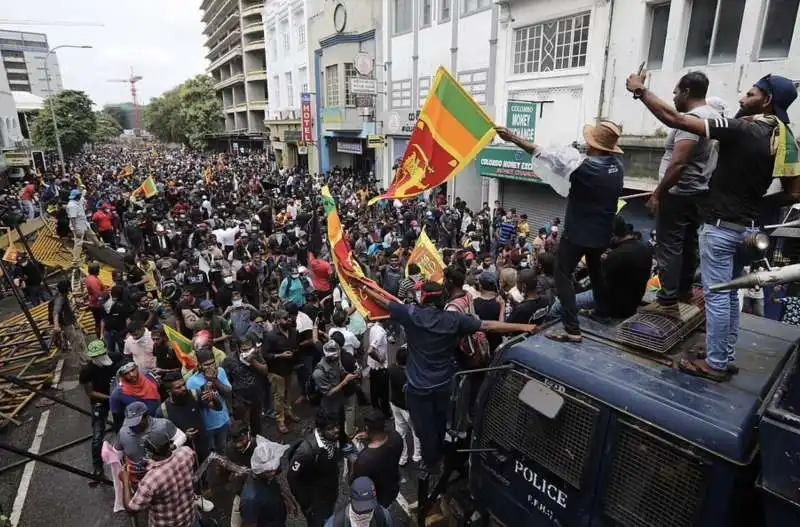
[
  {"xmin": 66, "ymin": 189, "xmax": 101, "ymax": 262},
  {"xmin": 367, "ymin": 320, "xmax": 390, "ymax": 417},
  {"xmin": 286, "ymin": 199, "xmax": 298, "ymax": 221},
  {"xmin": 328, "ymin": 310, "xmax": 361, "ymax": 356}
]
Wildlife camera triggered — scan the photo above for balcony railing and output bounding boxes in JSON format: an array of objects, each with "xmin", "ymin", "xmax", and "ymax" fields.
[
  {"xmin": 207, "ymin": 45, "xmax": 242, "ymax": 73},
  {"xmin": 206, "ymin": 29, "xmax": 240, "ymax": 60},
  {"xmin": 246, "ymin": 69, "xmax": 267, "ymax": 80},
  {"xmin": 214, "ymin": 73, "xmax": 245, "ymax": 90},
  {"xmin": 241, "ymin": 2, "xmax": 265, "ymax": 17},
  {"xmin": 244, "ymin": 39, "xmax": 265, "ymax": 51},
  {"xmin": 242, "ymin": 22, "xmax": 264, "ymax": 34},
  {"xmin": 248, "ymin": 100, "xmax": 268, "ymax": 110}
]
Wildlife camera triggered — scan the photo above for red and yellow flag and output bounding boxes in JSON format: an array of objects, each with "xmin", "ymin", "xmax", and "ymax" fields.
[
  {"xmin": 322, "ymin": 186, "xmax": 397, "ymax": 319},
  {"xmin": 132, "ymin": 175, "xmax": 158, "ymax": 199},
  {"xmin": 370, "ymin": 67, "xmax": 496, "ymax": 204},
  {"xmin": 204, "ymin": 166, "xmax": 213, "ymax": 185},
  {"xmin": 406, "ymin": 227, "xmax": 445, "ymax": 284}
]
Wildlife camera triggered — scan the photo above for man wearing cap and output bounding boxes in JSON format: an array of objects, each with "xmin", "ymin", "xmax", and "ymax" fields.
[
  {"xmin": 325, "ymin": 477, "xmax": 393, "ymax": 527},
  {"xmin": 120, "ymin": 427, "xmax": 197, "ymax": 526},
  {"xmin": 79, "ymin": 339, "xmax": 117, "ymax": 477},
  {"xmin": 240, "ymin": 437, "xmax": 295, "ymax": 527},
  {"xmin": 118, "ymin": 401, "xmax": 187, "ymax": 481},
  {"xmin": 626, "ymin": 70, "xmax": 800, "ymax": 381},
  {"xmin": 496, "ymin": 121, "xmax": 625, "ymax": 343}
]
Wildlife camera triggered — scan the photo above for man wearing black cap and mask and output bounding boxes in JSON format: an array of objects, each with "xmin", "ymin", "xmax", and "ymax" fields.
[{"xmin": 626, "ymin": 70, "xmax": 800, "ymax": 382}]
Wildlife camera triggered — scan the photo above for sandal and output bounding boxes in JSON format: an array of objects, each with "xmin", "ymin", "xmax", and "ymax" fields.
[
  {"xmin": 693, "ymin": 351, "xmax": 740, "ymax": 375},
  {"xmin": 546, "ymin": 331, "xmax": 583, "ymax": 343},
  {"xmin": 678, "ymin": 358, "xmax": 731, "ymax": 382}
]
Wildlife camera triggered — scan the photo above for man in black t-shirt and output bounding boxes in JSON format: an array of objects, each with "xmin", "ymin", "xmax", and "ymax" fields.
[
  {"xmin": 160, "ymin": 372, "xmax": 209, "ymax": 462},
  {"xmin": 223, "ymin": 337, "xmax": 269, "ymax": 436},
  {"xmin": 627, "ymin": 71, "xmax": 799, "ymax": 381},
  {"xmin": 261, "ymin": 309, "xmax": 299, "ymax": 433},
  {"xmin": 104, "ymin": 285, "xmax": 135, "ymax": 362},
  {"xmin": 350, "ymin": 409, "xmax": 404, "ymax": 508},
  {"xmin": 509, "ymin": 269, "xmax": 552, "ymax": 325},
  {"xmin": 79, "ymin": 340, "xmax": 117, "ymax": 476}
]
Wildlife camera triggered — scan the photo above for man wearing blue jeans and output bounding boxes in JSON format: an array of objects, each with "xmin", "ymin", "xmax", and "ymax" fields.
[
  {"xmin": 360, "ymin": 278, "xmax": 536, "ymax": 470},
  {"xmin": 187, "ymin": 348, "xmax": 232, "ymax": 451},
  {"xmin": 627, "ymin": 71, "xmax": 800, "ymax": 381}
]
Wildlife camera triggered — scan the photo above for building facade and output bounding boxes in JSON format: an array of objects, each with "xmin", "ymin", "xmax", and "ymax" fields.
[
  {"xmin": 604, "ymin": 0, "xmax": 800, "ymax": 175},
  {"xmin": 0, "ymin": 30, "xmax": 62, "ymax": 99},
  {"xmin": 307, "ymin": 0, "xmax": 384, "ymax": 180},
  {"xmin": 382, "ymin": 0, "xmax": 496, "ymax": 206},
  {"xmin": 201, "ymin": 0, "xmax": 268, "ymax": 134},
  {"xmin": 0, "ymin": 63, "xmax": 23, "ymax": 151},
  {"xmin": 265, "ymin": 0, "xmax": 310, "ymax": 169}
]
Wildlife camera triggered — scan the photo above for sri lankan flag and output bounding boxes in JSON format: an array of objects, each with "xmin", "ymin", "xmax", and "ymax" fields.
[
  {"xmin": 370, "ymin": 67, "xmax": 496, "ymax": 204},
  {"xmin": 406, "ymin": 227, "xmax": 445, "ymax": 284},
  {"xmin": 322, "ymin": 186, "xmax": 397, "ymax": 319},
  {"xmin": 163, "ymin": 324, "xmax": 226, "ymax": 374},
  {"xmin": 132, "ymin": 175, "xmax": 158, "ymax": 199},
  {"xmin": 204, "ymin": 166, "xmax": 213, "ymax": 185}
]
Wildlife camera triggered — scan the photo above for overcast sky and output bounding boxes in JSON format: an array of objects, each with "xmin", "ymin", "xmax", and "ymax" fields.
[{"xmin": 2, "ymin": 0, "xmax": 208, "ymax": 107}]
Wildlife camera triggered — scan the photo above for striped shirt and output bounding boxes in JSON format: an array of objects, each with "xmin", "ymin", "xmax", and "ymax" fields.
[{"xmin": 498, "ymin": 222, "xmax": 516, "ymax": 245}]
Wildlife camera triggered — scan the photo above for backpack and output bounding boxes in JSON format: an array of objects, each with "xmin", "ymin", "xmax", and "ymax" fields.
[
  {"xmin": 331, "ymin": 506, "xmax": 390, "ymax": 527},
  {"xmin": 446, "ymin": 295, "xmax": 491, "ymax": 368}
]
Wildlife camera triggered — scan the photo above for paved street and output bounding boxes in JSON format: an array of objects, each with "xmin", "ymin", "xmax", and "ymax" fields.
[{"xmin": 0, "ymin": 314, "xmax": 418, "ymax": 526}]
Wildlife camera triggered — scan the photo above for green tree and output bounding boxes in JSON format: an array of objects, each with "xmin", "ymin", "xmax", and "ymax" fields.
[
  {"xmin": 144, "ymin": 74, "xmax": 223, "ymax": 147},
  {"xmin": 93, "ymin": 110, "xmax": 123, "ymax": 142},
  {"xmin": 30, "ymin": 90, "xmax": 97, "ymax": 157}
]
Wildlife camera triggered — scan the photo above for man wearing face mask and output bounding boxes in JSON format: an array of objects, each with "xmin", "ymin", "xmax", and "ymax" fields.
[
  {"xmin": 79, "ymin": 340, "xmax": 117, "ymax": 478},
  {"xmin": 225, "ymin": 289, "xmax": 261, "ymax": 342},
  {"xmin": 223, "ymin": 337, "xmax": 269, "ymax": 436},
  {"xmin": 216, "ymin": 269, "xmax": 236, "ymax": 311},
  {"xmin": 262, "ymin": 309, "xmax": 300, "ymax": 434},
  {"xmin": 325, "ymin": 477, "xmax": 393, "ymax": 527}
]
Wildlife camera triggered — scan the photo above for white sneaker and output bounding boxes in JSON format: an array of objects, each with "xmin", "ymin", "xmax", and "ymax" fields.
[
  {"xmin": 412, "ymin": 457, "xmax": 422, "ymax": 463},
  {"xmin": 194, "ymin": 496, "xmax": 215, "ymax": 513}
]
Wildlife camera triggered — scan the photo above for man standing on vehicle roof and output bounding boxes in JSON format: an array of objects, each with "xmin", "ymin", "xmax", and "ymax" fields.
[{"xmin": 626, "ymin": 71, "xmax": 800, "ymax": 382}]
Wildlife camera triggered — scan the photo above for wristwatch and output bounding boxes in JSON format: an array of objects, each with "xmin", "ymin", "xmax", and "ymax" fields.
[{"xmin": 633, "ymin": 87, "xmax": 646, "ymax": 100}]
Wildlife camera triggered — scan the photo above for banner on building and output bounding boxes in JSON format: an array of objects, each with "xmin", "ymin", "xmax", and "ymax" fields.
[
  {"xmin": 301, "ymin": 92, "xmax": 313, "ymax": 142},
  {"xmin": 506, "ymin": 100, "xmax": 537, "ymax": 142},
  {"xmin": 405, "ymin": 227, "xmax": 445, "ymax": 284},
  {"xmin": 337, "ymin": 140, "xmax": 363, "ymax": 155},
  {"xmin": 322, "ymin": 186, "xmax": 396, "ymax": 319},
  {"xmin": 369, "ymin": 67, "xmax": 496, "ymax": 205}
]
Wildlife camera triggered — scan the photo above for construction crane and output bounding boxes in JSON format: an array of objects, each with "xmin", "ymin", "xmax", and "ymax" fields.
[{"xmin": 108, "ymin": 67, "xmax": 143, "ymax": 131}]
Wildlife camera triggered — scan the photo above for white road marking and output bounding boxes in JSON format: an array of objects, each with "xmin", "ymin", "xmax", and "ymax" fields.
[
  {"xmin": 10, "ymin": 409, "xmax": 50, "ymax": 527},
  {"xmin": 51, "ymin": 359, "xmax": 65, "ymax": 389}
]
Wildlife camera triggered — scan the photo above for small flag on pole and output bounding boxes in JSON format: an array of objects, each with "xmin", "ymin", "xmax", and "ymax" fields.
[
  {"xmin": 132, "ymin": 175, "xmax": 158, "ymax": 200},
  {"xmin": 405, "ymin": 227, "xmax": 445, "ymax": 284}
]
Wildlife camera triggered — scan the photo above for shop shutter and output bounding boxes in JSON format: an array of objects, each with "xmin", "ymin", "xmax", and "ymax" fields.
[{"xmin": 500, "ymin": 181, "xmax": 567, "ymax": 234}]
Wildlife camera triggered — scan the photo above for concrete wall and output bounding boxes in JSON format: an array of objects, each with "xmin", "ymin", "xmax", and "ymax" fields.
[
  {"xmin": 265, "ymin": 0, "xmax": 309, "ymax": 118},
  {"xmin": 604, "ymin": 0, "xmax": 800, "ymax": 136}
]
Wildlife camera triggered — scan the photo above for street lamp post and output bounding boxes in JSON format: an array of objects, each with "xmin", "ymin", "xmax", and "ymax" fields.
[{"xmin": 43, "ymin": 45, "xmax": 92, "ymax": 174}]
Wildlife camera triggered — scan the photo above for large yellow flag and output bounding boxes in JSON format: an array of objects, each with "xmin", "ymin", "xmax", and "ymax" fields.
[
  {"xmin": 405, "ymin": 227, "xmax": 445, "ymax": 284},
  {"xmin": 322, "ymin": 186, "xmax": 397, "ymax": 319}
]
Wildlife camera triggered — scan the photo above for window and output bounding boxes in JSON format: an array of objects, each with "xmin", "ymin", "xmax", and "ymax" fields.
[
  {"xmin": 344, "ymin": 63, "xmax": 359, "ymax": 106},
  {"xmin": 281, "ymin": 24, "xmax": 292, "ymax": 51},
  {"xmin": 463, "ymin": 0, "xmax": 489, "ymax": 15},
  {"xmin": 272, "ymin": 76, "xmax": 281, "ymax": 107},
  {"xmin": 457, "ymin": 70, "xmax": 487, "ymax": 104},
  {"xmin": 440, "ymin": 0, "xmax": 451, "ymax": 21},
  {"xmin": 268, "ymin": 30, "xmax": 278, "ymax": 59},
  {"xmin": 394, "ymin": 0, "xmax": 412, "ymax": 34},
  {"xmin": 326, "ymin": 64, "xmax": 339, "ymax": 106},
  {"xmin": 286, "ymin": 72, "xmax": 294, "ymax": 106},
  {"xmin": 513, "ymin": 13, "xmax": 591, "ymax": 74},
  {"xmin": 647, "ymin": 3, "xmax": 671, "ymax": 70},
  {"xmin": 419, "ymin": 76, "xmax": 431, "ymax": 102},
  {"xmin": 760, "ymin": 0, "xmax": 800, "ymax": 59},
  {"xmin": 392, "ymin": 79, "xmax": 412, "ymax": 108},
  {"xmin": 421, "ymin": 0, "xmax": 432, "ymax": 26},
  {"xmin": 299, "ymin": 67, "xmax": 308, "ymax": 93},
  {"xmin": 684, "ymin": 0, "xmax": 746, "ymax": 66},
  {"xmin": 297, "ymin": 22, "xmax": 306, "ymax": 48}
]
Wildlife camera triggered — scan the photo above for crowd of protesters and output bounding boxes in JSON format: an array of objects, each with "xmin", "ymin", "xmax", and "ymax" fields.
[{"xmin": 3, "ymin": 66, "xmax": 798, "ymax": 526}]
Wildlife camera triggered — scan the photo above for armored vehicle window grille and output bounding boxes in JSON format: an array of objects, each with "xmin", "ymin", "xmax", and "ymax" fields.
[
  {"xmin": 479, "ymin": 368, "xmax": 598, "ymax": 488},
  {"xmin": 602, "ymin": 420, "xmax": 707, "ymax": 527}
]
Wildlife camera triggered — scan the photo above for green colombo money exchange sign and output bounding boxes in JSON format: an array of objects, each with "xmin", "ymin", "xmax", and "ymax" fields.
[{"xmin": 476, "ymin": 146, "xmax": 545, "ymax": 184}]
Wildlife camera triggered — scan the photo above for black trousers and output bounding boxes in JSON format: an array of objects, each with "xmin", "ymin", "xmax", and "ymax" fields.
[
  {"xmin": 554, "ymin": 237, "xmax": 606, "ymax": 335},
  {"xmin": 655, "ymin": 192, "xmax": 704, "ymax": 305},
  {"xmin": 369, "ymin": 368, "xmax": 391, "ymax": 418}
]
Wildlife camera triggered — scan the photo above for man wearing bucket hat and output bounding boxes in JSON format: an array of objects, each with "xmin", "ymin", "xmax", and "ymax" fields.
[
  {"xmin": 79, "ymin": 339, "xmax": 117, "ymax": 477},
  {"xmin": 626, "ymin": 70, "xmax": 800, "ymax": 382},
  {"xmin": 496, "ymin": 120, "xmax": 625, "ymax": 342}
]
